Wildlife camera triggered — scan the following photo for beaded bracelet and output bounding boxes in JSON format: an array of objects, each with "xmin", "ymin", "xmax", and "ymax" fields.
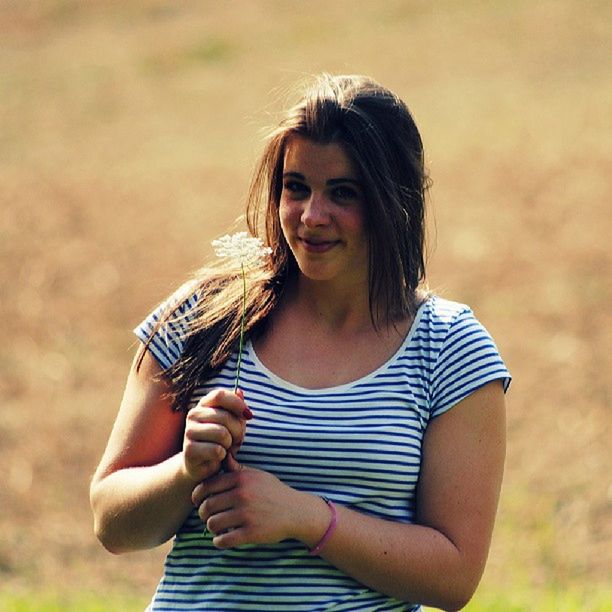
[{"xmin": 308, "ymin": 496, "xmax": 337, "ymax": 556}]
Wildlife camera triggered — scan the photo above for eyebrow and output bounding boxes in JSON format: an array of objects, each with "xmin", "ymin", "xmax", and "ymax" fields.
[{"xmin": 282, "ymin": 172, "xmax": 361, "ymax": 187}]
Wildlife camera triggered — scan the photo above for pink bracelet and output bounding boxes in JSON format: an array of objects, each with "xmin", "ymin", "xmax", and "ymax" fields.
[{"xmin": 308, "ymin": 496, "xmax": 337, "ymax": 556}]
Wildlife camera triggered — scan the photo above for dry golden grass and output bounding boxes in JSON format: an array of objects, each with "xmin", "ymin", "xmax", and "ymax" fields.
[{"xmin": 1, "ymin": 0, "xmax": 610, "ymax": 606}]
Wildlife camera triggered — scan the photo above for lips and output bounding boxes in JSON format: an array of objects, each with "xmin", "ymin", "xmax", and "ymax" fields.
[{"xmin": 299, "ymin": 237, "xmax": 339, "ymax": 253}]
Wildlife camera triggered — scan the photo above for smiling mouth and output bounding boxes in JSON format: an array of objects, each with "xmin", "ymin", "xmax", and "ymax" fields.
[{"xmin": 299, "ymin": 237, "xmax": 339, "ymax": 253}]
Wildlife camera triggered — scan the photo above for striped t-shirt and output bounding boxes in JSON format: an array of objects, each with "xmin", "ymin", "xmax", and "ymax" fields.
[{"xmin": 135, "ymin": 291, "xmax": 511, "ymax": 611}]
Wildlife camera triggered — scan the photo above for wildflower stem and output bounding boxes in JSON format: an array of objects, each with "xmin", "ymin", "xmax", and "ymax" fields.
[{"xmin": 234, "ymin": 263, "xmax": 247, "ymax": 393}]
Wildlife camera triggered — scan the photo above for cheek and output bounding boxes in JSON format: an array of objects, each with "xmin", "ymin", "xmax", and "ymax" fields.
[
  {"xmin": 340, "ymin": 208, "xmax": 366, "ymax": 236},
  {"xmin": 278, "ymin": 201, "xmax": 297, "ymax": 235}
]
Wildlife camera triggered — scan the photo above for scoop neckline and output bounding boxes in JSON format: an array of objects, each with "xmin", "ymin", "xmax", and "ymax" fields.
[{"xmin": 246, "ymin": 297, "xmax": 431, "ymax": 394}]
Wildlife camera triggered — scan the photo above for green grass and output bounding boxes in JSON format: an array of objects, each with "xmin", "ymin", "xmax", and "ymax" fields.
[
  {"xmin": 425, "ymin": 583, "xmax": 612, "ymax": 612},
  {"xmin": 3, "ymin": 585, "xmax": 611, "ymax": 612},
  {"xmin": 0, "ymin": 591, "xmax": 147, "ymax": 612}
]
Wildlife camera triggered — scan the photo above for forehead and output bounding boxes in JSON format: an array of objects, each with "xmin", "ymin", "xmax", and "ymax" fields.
[{"xmin": 283, "ymin": 135, "xmax": 358, "ymax": 180}]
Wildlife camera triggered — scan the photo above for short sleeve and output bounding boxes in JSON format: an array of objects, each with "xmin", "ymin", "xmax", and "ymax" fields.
[
  {"xmin": 429, "ymin": 307, "xmax": 511, "ymax": 419},
  {"xmin": 133, "ymin": 282, "xmax": 199, "ymax": 371}
]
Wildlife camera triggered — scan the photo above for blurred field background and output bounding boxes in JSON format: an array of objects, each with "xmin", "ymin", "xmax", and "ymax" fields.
[{"xmin": 1, "ymin": 0, "xmax": 610, "ymax": 610}]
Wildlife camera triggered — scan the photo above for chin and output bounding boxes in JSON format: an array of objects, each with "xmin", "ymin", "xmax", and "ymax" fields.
[{"xmin": 295, "ymin": 263, "xmax": 337, "ymax": 282}]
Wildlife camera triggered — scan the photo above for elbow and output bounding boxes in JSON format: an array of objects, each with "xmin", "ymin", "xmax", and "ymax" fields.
[
  {"xmin": 92, "ymin": 509, "xmax": 132, "ymax": 555},
  {"xmin": 421, "ymin": 587, "xmax": 476, "ymax": 612},
  {"xmin": 438, "ymin": 591, "xmax": 475, "ymax": 612},
  {"xmin": 90, "ymin": 507, "xmax": 120, "ymax": 555},
  {"xmin": 93, "ymin": 520, "xmax": 124, "ymax": 555},
  {"xmin": 93, "ymin": 522, "xmax": 168, "ymax": 555},
  {"xmin": 417, "ymin": 563, "xmax": 482, "ymax": 611},
  {"xmin": 89, "ymin": 480, "xmax": 168, "ymax": 554},
  {"xmin": 89, "ymin": 480, "xmax": 130, "ymax": 555},
  {"xmin": 92, "ymin": 511, "xmax": 143, "ymax": 555},
  {"xmin": 440, "ymin": 569, "xmax": 482, "ymax": 611}
]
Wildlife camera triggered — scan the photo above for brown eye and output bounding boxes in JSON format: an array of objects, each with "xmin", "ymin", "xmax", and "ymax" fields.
[
  {"xmin": 332, "ymin": 186, "xmax": 358, "ymax": 201},
  {"xmin": 283, "ymin": 181, "xmax": 309, "ymax": 197}
]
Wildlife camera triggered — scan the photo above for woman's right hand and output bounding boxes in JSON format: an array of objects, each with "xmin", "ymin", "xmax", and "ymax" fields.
[{"xmin": 182, "ymin": 388, "xmax": 252, "ymax": 483}]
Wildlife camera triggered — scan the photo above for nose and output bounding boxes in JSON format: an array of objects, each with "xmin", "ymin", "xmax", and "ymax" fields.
[{"xmin": 301, "ymin": 192, "xmax": 330, "ymax": 228}]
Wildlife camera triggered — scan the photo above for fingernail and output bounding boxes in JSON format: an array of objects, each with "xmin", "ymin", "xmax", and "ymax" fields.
[
  {"xmin": 242, "ymin": 407, "xmax": 254, "ymax": 420},
  {"xmin": 236, "ymin": 388, "xmax": 245, "ymax": 400}
]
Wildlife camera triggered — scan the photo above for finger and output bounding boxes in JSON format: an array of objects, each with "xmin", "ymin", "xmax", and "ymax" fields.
[
  {"xmin": 184, "ymin": 438, "xmax": 228, "ymax": 462},
  {"xmin": 184, "ymin": 421, "xmax": 233, "ymax": 450},
  {"xmin": 224, "ymin": 452, "xmax": 241, "ymax": 473},
  {"xmin": 188, "ymin": 405, "xmax": 244, "ymax": 425},
  {"xmin": 183, "ymin": 441, "xmax": 227, "ymax": 480},
  {"xmin": 185, "ymin": 408, "xmax": 246, "ymax": 448},
  {"xmin": 234, "ymin": 388, "xmax": 253, "ymax": 421},
  {"xmin": 212, "ymin": 526, "xmax": 250, "ymax": 549},
  {"xmin": 191, "ymin": 469, "xmax": 235, "ymax": 507},
  {"xmin": 197, "ymin": 488, "xmax": 236, "ymax": 522},
  {"xmin": 191, "ymin": 481, "xmax": 208, "ymax": 507},
  {"xmin": 206, "ymin": 508, "xmax": 244, "ymax": 536},
  {"xmin": 197, "ymin": 388, "xmax": 252, "ymax": 420}
]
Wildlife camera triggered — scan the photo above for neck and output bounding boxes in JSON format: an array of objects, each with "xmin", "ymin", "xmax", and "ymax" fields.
[{"xmin": 286, "ymin": 275, "xmax": 374, "ymax": 333}]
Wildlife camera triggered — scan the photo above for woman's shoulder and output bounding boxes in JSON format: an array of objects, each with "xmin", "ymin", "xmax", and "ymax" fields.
[
  {"xmin": 413, "ymin": 294, "xmax": 504, "ymax": 359},
  {"xmin": 167, "ymin": 278, "xmax": 201, "ymax": 308},
  {"xmin": 423, "ymin": 294, "xmax": 511, "ymax": 416},
  {"xmin": 153, "ymin": 269, "xmax": 238, "ymax": 317},
  {"xmin": 417, "ymin": 294, "xmax": 475, "ymax": 329},
  {"xmin": 152, "ymin": 278, "xmax": 202, "ymax": 325},
  {"xmin": 132, "ymin": 279, "xmax": 203, "ymax": 370}
]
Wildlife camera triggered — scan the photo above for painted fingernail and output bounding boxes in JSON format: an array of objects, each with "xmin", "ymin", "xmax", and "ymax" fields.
[{"xmin": 242, "ymin": 407, "xmax": 254, "ymax": 420}]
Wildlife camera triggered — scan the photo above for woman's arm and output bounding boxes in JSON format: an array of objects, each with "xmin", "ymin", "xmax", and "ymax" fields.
[
  {"xmin": 90, "ymin": 348, "xmax": 249, "ymax": 554},
  {"xmin": 193, "ymin": 380, "xmax": 506, "ymax": 610}
]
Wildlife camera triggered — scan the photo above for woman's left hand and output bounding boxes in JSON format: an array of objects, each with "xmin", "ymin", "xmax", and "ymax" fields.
[{"xmin": 192, "ymin": 465, "xmax": 306, "ymax": 548}]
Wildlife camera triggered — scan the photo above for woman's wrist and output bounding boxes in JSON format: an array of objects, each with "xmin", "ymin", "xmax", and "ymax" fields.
[
  {"xmin": 307, "ymin": 497, "xmax": 337, "ymax": 555},
  {"xmin": 175, "ymin": 451, "xmax": 208, "ymax": 492},
  {"xmin": 290, "ymin": 491, "xmax": 337, "ymax": 550}
]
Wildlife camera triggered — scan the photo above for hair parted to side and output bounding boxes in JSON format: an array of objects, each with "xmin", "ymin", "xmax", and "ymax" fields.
[{"xmin": 141, "ymin": 74, "xmax": 431, "ymax": 411}]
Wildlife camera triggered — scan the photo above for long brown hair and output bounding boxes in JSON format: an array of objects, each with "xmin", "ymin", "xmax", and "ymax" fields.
[{"xmin": 141, "ymin": 74, "xmax": 431, "ymax": 411}]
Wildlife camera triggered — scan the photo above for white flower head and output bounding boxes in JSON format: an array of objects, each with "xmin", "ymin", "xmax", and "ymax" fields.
[{"xmin": 212, "ymin": 232, "xmax": 272, "ymax": 269}]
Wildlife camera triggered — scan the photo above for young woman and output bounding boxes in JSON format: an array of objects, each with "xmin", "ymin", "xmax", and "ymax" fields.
[{"xmin": 90, "ymin": 74, "xmax": 511, "ymax": 611}]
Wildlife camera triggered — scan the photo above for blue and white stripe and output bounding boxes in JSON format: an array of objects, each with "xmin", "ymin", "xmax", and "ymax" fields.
[{"xmin": 135, "ymin": 294, "xmax": 511, "ymax": 611}]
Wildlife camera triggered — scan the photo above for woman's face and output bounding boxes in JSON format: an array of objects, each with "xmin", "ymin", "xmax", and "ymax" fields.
[{"xmin": 279, "ymin": 135, "xmax": 369, "ymax": 290}]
